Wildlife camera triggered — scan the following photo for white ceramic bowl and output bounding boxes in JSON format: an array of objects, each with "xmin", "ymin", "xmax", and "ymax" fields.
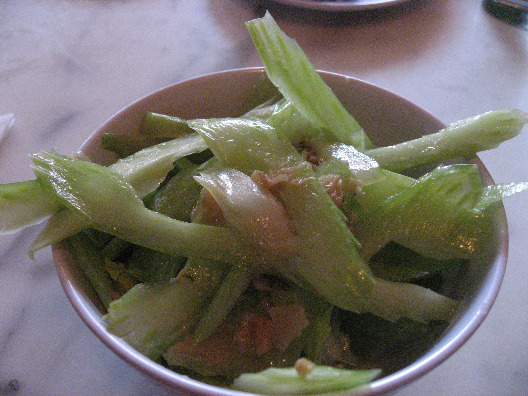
[{"xmin": 52, "ymin": 68, "xmax": 508, "ymax": 395}]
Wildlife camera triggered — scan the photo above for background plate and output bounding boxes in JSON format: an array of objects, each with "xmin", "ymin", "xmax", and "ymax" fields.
[{"xmin": 265, "ymin": 0, "xmax": 413, "ymax": 11}]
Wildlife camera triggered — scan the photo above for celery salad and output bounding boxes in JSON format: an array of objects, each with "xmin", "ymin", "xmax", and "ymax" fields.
[{"xmin": 3, "ymin": 13, "xmax": 528, "ymax": 395}]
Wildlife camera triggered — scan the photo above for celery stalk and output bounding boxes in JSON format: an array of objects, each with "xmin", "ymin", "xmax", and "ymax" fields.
[
  {"xmin": 189, "ymin": 117, "xmax": 375, "ymax": 307},
  {"xmin": 357, "ymin": 277, "xmax": 457, "ymax": 323},
  {"xmin": 192, "ymin": 265, "xmax": 253, "ymax": 343},
  {"xmin": 0, "ymin": 180, "xmax": 62, "ymax": 234},
  {"xmin": 232, "ymin": 363, "xmax": 381, "ymax": 395},
  {"xmin": 30, "ymin": 152, "xmax": 260, "ymax": 265},
  {"xmin": 110, "ymin": 133, "xmax": 208, "ymax": 198},
  {"xmin": 194, "ymin": 164, "xmax": 295, "ymax": 253},
  {"xmin": 27, "ymin": 134, "xmax": 208, "ymax": 255},
  {"xmin": 355, "ymin": 164, "xmax": 512, "ymax": 260},
  {"xmin": 65, "ymin": 231, "xmax": 120, "ymax": 309},
  {"xmin": 246, "ymin": 12, "xmax": 372, "ymax": 150},
  {"xmin": 104, "ymin": 258, "xmax": 229, "ymax": 361},
  {"xmin": 366, "ymin": 109, "xmax": 528, "ymax": 172},
  {"xmin": 189, "ymin": 118, "xmax": 301, "ymax": 174},
  {"xmin": 139, "ymin": 112, "xmax": 194, "ymax": 138}
]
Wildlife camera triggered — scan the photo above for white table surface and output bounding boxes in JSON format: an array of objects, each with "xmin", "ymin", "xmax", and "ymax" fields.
[{"xmin": 1, "ymin": 0, "xmax": 527, "ymax": 395}]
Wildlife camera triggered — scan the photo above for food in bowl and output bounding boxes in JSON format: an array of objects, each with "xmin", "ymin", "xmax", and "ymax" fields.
[{"xmin": 2, "ymin": 12, "xmax": 528, "ymax": 395}]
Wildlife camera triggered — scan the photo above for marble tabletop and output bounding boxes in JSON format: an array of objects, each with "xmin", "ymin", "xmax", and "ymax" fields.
[{"xmin": 1, "ymin": 0, "xmax": 527, "ymax": 395}]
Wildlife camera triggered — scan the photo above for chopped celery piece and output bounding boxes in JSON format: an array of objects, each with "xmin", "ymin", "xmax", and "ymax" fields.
[
  {"xmin": 28, "ymin": 135, "xmax": 209, "ymax": 254},
  {"xmin": 277, "ymin": 163, "xmax": 375, "ymax": 304},
  {"xmin": 149, "ymin": 160, "xmax": 204, "ymax": 221},
  {"xmin": 192, "ymin": 265, "xmax": 253, "ymax": 343},
  {"xmin": 124, "ymin": 246, "xmax": 186, "ymax": 283},
  {"xmin": 298, "ymin": 295, "xmax": 333, "ymax": 364},
  {"xmin": 356, "ymin": 277, "xmax": 457, "ymax": 323},
  {"xmin": 101, "ymin": 133, "xmax": 170, "ymax": 158},
  {"xmin": 232, "ymin": 361, "xmax": 381, "ymax": 395},
  {"xmin": 189, "ymin": 118, "xmax": 301, "ymax": 174},
  {"xmin": 0, "ymin": 179, "xmax": 62, "ymax": 234},
  {"xmin": 30, "ymin": 152, "xmax": 260, "ymax": 265},
  {"xmin": 355, "ymin": 164, "xmax": 504, "ymax": 260},
  {"xmin": 29, "ymin": 207, "xmax": 87, "ymax": 258},
  {"xmin": 313, "ymin": 141, "xmax": 383, "ymax": 187},
  {"xmin": 104, "ymin": 258, "xmax": 229, "ymax": 361},
  {"xmin": 65, "ymin": 231, "xmax": 120, "ymax": 308},
  {"xmin": 195, "ymin": 164, "xmax": 295, "ymax": 252},
  {"xmin": 263, "ymin": 98, "xmax": 324, "ymax": 143},
  {"xmin": 110, "ymin": 133, "xmax": 208, "ymax": 198},
  {"xmin": 476, "ymin": 181, "xmax": 528, "ymax": 211},
  {"xmin": 246, "ymin": 12, "xmax": 372, "ymax": 150},
  {"xmin": 370, "ymin": 242, "xmax": 465, "ymax": 282},
  {"xmin": 356, "ymin": 169, "xmax": 414, "ymax": 212},
  {"xmin": 241, "ymin": 73, "xmax": 282, "ymax": 115},
  {"xmin": 366, "ymin": 109, "xmax": 528, "ymax": 172},
  {"xmin": 189, "ymin": 117, "xmax": 375, "ymax": 306},
  {"xmin": 124, "ymin": 161, "xmax": 205, "ymax": 282},
  {"xmin": 139, "ymin": 112, "xmax": 195, "ymax": 137}
]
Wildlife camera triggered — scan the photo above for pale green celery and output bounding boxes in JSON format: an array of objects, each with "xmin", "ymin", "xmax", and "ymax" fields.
[
  {"xmin": 192, "ymin": 265, "xmax": 253, "ymax": 343},
  {"xmin": 30, "ymin": 152, "xmax": 260, "ymax": 265},
  {"xmin": 104, "ymin": 257, "xmax": 229, "ymax": 361},
  {"xmin": 189, "ymin": 117, "xmax": 375, "ymax": 306},
  {"xmin": 110, "ymin": 133, "xmax": 208, "ymax": 198},
  {"xmin": 149, "ymin": 159, "xmax": 204, "ymax": 220},
  {"xmin": 357, "ymin": 277, "xmax": 457, "ymax": 323},
  {"xmin": 246, "ymin": 12, "xmax": 372, "ymax": 150},
  {"xmin": 189, "ymin": 118, "xmax": 301, "ymax": 174},
  {"xmin": 314, "ymin": 141, "xmax": 383, "ymax": 187},
  {"xmin": 101, "ymin": 133, "xmax": 170, "ymax": 158},
  {"xmin": 0, "ymin": 180, "xmax": 62, "ymax": 234},
  {"xmin": 232, "ymin": 363, "xmax": 381, "ymax": 395},
  {"xmin": 369, "ymin": 242, "xmax": 465, "ymax": 282},
  {"xmin": 355, "ymin": 164, "xmax": 511, "ymax": 260},
  {"xmin": 355, "ymin": 169, "xmax": 415, "ymax": 212},
  {"xmin": 139, "ymin": 112, "xmax": 195, "ymax": 137},
  {"xmin": 263, "ymin": 98, "xmax": 327, "ymax": 143},
  {"xmin": 240, "ymin": 73, "xmax": 282, "ymax": 115},
  {"xmin": 299, "ymin": 295, "xmax": 333, "ymax": 364},
  {"xmin": 191, "ymin": 163, "xmax": 295, "ymax": 342},
  {"xmin": 366, "ymin": 109, "xmax": 528, "ymax": 172},
  {"xmin": 261, "ymin": 99, "xmax": 383, "ymax": 186},
  {"xmin": 29, "ymin": 207, "xmax": 87, "ymax": 258},
  {"xmin": 65, "ymin": 231, "xmax": 120, "ymax": 309},
  {"xmin": 476, "ymin": 181, "xmax": 528, "ymax": 211},
  {"xmin": 124, "ymin": 161, "xmax": 205, "ymax": 282},
  {"xmin": 279, "ymin": 163, "xmax": 375, "ymax": 306},
  {"xmin": 194, "ymin": 165, "xmax": 295, "ymax": 252},
  {"xmin": 28, "ymin": 134, "xmax": 208, "ymax": 255}
]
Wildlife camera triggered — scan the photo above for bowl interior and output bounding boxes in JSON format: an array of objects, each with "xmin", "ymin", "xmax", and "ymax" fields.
[{"xmin": 53, "ymin": 68, "xmax": 508, "ymax": 395}]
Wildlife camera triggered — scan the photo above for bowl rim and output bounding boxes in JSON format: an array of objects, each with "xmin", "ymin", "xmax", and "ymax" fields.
[
  {"xmin": 263, "ymin": 0, "xmax": 412, "ymax": 12},
  {"xmin": 52, "ymin": 67, "xmax": 509, "ymax": 396}
]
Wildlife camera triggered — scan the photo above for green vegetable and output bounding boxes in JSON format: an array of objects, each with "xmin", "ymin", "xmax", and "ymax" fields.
[
  {"xmin": 28, "ymin": 135, "xmax": 209, "ymax": 255},
  {"xmin": 30, "ymin": 152, "xmax": 260, "ymax": 265},
  {"xmin": 246, "ymin": 12, "xmax": 372, "ymax": 150},
  {"xmin": 232, "ymin": 360, "xmax": 381, "ymax": 395},
  {"xmin": 355, "ymin": 164, "xmax": 526, "ymax": 260},
  {"xmin": 189, "ymin": 117, "xmax": 376, "ymax": 306},
  {"xmin": 0, "ymin": 179, "xmax": 62, "ymax": 234},
  {"xmin": 366, "ymin": 109, "xmax": 528, "ymax": 172},
  {"xmin": 104, "ymin": 257, "xmax": 229, "ymax": 361}
]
